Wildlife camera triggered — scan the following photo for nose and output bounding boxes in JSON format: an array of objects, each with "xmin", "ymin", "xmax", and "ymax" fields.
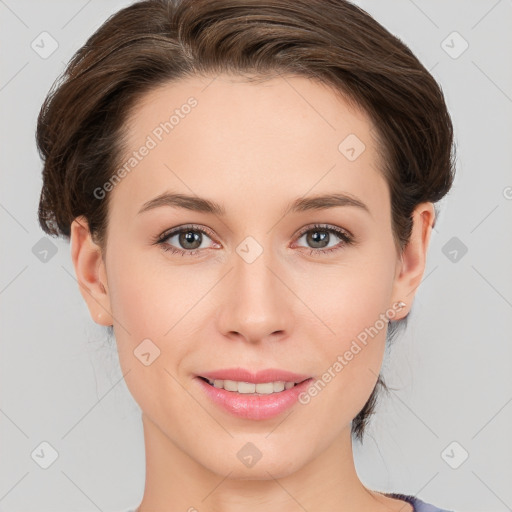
[{"xmin": 216, "ymin": 242, "xmax": 294, "ymax": 345}]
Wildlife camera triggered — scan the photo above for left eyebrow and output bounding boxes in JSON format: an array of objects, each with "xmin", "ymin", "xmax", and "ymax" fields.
[{"xmin": 282, "ymin": 193, "xmax": 371, "ymax": 218}]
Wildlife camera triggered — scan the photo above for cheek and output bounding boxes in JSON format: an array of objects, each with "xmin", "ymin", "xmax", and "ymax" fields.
[
  {"xmin": 105, "ymin": 245, "xmax": 214, "ymax": 384},
  {"xmin": 104, "ymin": 248, "xmax": 197, "ymax": 419},
  {"xmin": 332, "ymin": 277, "xmax": 392, "ymax": 355},
  {"xmin": 297, "ymin": 245, "xmax": 396, "ymax": 404},
  {"xmin": 307, "ymin": 252, "xmax": 395, "ymax": 346},
  {"xmin": 106, "ymin": 245, "xmax": 187, "ymax": 336}
]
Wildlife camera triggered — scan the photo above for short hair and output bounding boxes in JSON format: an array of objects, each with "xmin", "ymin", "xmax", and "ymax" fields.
[{"xmin": 36, "ymin": 0, "xmax": 456, "ymax": 442}]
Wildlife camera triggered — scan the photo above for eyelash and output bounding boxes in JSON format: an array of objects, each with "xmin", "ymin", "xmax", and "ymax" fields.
[{"xmin": 152, "ymin": 223, "xmax": 354, "ymax": 257}]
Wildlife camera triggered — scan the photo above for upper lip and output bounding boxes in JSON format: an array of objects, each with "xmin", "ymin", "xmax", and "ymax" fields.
[{"xmin": 198, "ymin": 368, "xmax": 312, "ymax": 384}]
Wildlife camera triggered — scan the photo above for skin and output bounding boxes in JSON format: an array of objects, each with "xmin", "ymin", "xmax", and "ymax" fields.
[{"xmin": 71, "ymin": 73, "xmax": 434, "ymax": 512}]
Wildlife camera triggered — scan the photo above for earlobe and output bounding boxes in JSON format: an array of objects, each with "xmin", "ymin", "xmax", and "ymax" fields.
[
  {"xmin": 70, "ymin": 216, "xmax": 113, "ymax": 326},
  {"xmin": 391, "ymin": 202, "xmax": 436, "ymax": 318}
]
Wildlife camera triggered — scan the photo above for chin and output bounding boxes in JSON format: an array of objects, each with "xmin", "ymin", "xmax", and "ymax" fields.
[{"xmin": 193, "ymin": 441, "xmax": 309, "ymax": 480}]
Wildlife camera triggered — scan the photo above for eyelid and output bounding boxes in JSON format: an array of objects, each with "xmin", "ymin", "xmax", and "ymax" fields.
[
  {"xmin": 155, "ymin": 223, "xmax": 217, "ymax": 244},
  {"xmin": 294, "ymin": 223, "xmax": 354, "ymax": 241},
  {"xmin": 151, "ymin": 224, "xmax": 219, "ymax": 258}
]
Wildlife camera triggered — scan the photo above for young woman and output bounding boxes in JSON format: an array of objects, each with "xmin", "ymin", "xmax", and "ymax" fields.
[{"xmin": 36, "ymin": 0, "xmax": 456, "ymax": 510}]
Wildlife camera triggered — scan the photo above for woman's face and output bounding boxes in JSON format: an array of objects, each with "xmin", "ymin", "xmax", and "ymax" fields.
[{"xmin": 74, "ymin": 73, "xmax": 430, "ymax": 479}]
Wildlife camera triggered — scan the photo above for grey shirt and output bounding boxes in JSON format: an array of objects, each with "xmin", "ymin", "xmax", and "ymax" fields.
[{"xmin": 386, "ymin": 492, "xmax": 455, "ymax": 512}]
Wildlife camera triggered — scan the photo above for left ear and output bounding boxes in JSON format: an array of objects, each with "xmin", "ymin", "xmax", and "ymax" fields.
[{"xmin": 391, "ymin": 202, "xmax": 436, "ymax": 318}]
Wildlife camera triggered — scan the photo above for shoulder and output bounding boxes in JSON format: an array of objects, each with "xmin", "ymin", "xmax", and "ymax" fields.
[{"xmin": 387, "ymin": 492, "xmax": 455, "ymax": 512}]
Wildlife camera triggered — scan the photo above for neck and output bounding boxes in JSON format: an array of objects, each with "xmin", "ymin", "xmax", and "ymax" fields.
[{"xmin": 134, "ymin": 414, "xmax": 410, "ymax": 512}]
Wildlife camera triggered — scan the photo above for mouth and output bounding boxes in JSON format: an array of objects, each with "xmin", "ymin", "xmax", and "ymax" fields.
[
  {"xmin": 195, "ymin": 370, "xmax": 315, "ymax": 420},
  {"xmin": 198, "ymin": 376, "xmax": 310, "ymax": 395}
]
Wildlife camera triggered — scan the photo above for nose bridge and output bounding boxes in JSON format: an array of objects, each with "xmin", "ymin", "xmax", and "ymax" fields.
[
  {"xmin": 234, "ymin": 235, "xmax": 281, "ymax": 309},
  {"xmin": 218, "ymin": 234, "xmax": 291, "ymax": 342},
  {"xmin": 235, "ymin": 238, "xmax": 276, "ymax": 298}
]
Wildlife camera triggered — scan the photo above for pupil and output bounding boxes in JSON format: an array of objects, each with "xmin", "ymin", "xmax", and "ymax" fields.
[
  {"xmin": 180, "ymin": 231, "xmax": 201, "ymax": 249},
  {"xmin": 308, "ymin": 230, "xmax": 328, "ymax": 248}
]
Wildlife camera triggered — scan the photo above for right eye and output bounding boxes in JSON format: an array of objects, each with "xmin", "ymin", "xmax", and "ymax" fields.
[{"xmin": 153, "ymin": 224, "xmax": 220, "ymax": 256}]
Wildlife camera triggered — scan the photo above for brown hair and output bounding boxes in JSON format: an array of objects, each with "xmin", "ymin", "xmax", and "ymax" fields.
[{"xmin": 36, "ymin": 0, "xmax": 456, "ymax": 442}]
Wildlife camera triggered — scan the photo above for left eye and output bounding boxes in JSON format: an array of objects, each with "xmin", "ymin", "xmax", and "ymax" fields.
[
  {"xmin": 293, "ymin": 224, "xmax": 354, "ymax": 256},
  {"xmin": 295, "ymin": 225, "xmax": 352, "ymax": 251}
]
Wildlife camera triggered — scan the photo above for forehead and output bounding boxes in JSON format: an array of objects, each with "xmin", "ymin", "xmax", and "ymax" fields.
[
  {"xmin": 113, "ymin": 73, "xmax": 388, "ymax": 218},
  {"xmin": 125, "ymin": 72, "xmax": 380, "ymax": 152}
]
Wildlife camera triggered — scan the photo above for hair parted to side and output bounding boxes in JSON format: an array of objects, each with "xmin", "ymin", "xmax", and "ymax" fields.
[{"xmin": 36, "ymin": 0, "xmax": 456, "ymax": 442}]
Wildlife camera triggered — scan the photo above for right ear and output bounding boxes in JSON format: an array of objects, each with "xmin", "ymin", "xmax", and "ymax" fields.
[{"xmin": 70, "ymin": 216, "xmax": 113, "ymax": 326}]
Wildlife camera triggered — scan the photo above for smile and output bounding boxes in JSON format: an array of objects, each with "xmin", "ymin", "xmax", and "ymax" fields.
[
  {"xmin": 200, "ymin": 377, "xmax": 304, "ymax": 395},
  {"xmin": 196, "ymin": 371, "xmax": 315, "ymax": 420}
]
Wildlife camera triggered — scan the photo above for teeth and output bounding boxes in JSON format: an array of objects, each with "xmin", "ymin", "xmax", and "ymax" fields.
[{"xmin": 207, "ymin": 379, "xmax": 299, "ymax": 394}]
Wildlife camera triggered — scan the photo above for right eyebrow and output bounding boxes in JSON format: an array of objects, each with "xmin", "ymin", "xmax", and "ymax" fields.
[{"xmin": 138, "ymin": 192, "xmax": 226, "ymax": 216}]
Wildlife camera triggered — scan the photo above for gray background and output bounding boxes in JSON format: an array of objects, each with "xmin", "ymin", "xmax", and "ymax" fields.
[{"xmin": 1, "ymin": 1, "xmax": 511, "ymax": 511}]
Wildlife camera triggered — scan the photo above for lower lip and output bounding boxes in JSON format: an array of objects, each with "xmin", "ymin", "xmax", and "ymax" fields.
[{"xmin": 196, "ymin": 377, "xmax": 314, "ymax": 420}]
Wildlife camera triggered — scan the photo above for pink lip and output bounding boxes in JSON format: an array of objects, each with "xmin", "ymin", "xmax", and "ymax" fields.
[
  {"xmin": 198, "ymin": 368, "xmax": 311, "ymax": 384},
  {"xmin": 195, "ymin": 368, "xmax": 314, "ymax": 420}
]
